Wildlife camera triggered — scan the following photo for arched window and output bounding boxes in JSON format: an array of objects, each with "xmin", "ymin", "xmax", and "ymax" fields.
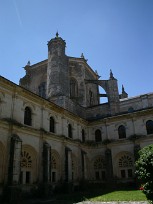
[
  {"xmin": 82, "ymin": 129, "xmax": 85, "ymax": 142},
  {"xmin": 118, "ymin": 154, "xmax": 133, "ymax": 178},
  {"xmin": 89, "ymin": 90, "xmax": 94, "ymax": 106},
  {"xmin": 119, "ymin": 155, "xmax": 133, "ymax": 168},
  {"xmin": 21, "ymin": 150, "xmax": 32, "ymax": 184},
  {"xmin": 68, "ymin": 124, "xmax": 72, "ymax": 138},
  {"xmin": 146, "ymin": 120, "xmax": 153, "ymax": 135},
  {"xmin": 21, "ymin": 151, "xmax": 32, "ymax": 168},
  {"xmin": 50, "ymin": 117, "xmax": 55, "ymax": 133},
  {"xmin": 51, "ymin": 150, "xmax": 60, "ymax": 183},
  {"xmin": 24, "ymin": 107, "xmax": 32, "ymax": 126},
  {"xmin": 70, "ymin": 78, "xmax": 78, "ymax": 98},
  {"xmin": 94, "ymin": 156, "xmax": 106, "ymax": 180},
  {"xmin": 118, "ymin": 125, "xmax": 126, "ymax": 139},
  {"xmin": 95, "ymin": 129, "xmax": 102, "ymax": 142}
]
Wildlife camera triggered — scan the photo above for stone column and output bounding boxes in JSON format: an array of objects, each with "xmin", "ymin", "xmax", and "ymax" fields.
[
  {"xmin": 43, "ymin": 141, "xmax": 51, "ymax": 183},
  {"xmin": 81, "ymin": 150, "xmax": 87, "ymax": 180},
  {"xmin": 8, "ymin": 134, "xmax": 22, "ymax": 185},
  {"xmin": 68, "ymin": 150, "xmax": 72, "ymax": 182},
  {"xmin": 105, "ymin": 148, "xmax": 113, "ymax": 181},
  {"xmin": 6, "ymin": 134, "xmax": 22, "ymax": 204},
  {"xmin": 65, "ymin": 147, "xmax": 72, "ymax": 182}
]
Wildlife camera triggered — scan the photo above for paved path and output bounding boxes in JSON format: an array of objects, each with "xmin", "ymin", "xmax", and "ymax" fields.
[{"xmin": 2, "ymin": 198, "xmax": 147, "ymax": 204}]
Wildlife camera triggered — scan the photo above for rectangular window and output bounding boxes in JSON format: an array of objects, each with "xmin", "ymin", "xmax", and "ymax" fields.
[
  {"xmin": 121, "ymin": 170, "xmax": 126, "ymax": 178},
  {"xmin": 52, "ymin": 172, "xmax": 56, "ymax": 182},
  {"xmin": 128, "ymin": 169, "xmax": 133, "ymax": 178},
  {"xmin": 95, "ymin": 171, "xmax": 100, "ymax": 180},
  {"xmin": 102, "ymin": 171, "xmax": 106, "ymax": 180},
  {"xmin": 26, "ymin": 171, "xmax": 31, "ymax": 184}
]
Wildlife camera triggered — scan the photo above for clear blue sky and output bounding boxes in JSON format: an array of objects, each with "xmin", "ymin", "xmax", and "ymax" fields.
[{"xmin": 0, "ymin": 0, "xmax": 153, "ymax": 97}]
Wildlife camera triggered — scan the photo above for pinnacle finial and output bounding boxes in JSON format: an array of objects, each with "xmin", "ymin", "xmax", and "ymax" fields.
[
  {"xmin": 122, "ymin": 84, "xmax": 125, "ymax": 93},
  {"xmin": 110, "ymin": 69, "xmax": 114, "ymax": 79},
  {"xmin": 95, "ymin": 70, "xmax": 98, "ymax": 75},
  {"xmin": 81, "ymin": 53, "xmax": 84, "ymax": 58},
  {"xmin": 121, "ymin": 84, "xmax": 128, "ymax": 98},
  {"xmin": 56, "ymin": 31, "xmax": 59, "ymax": 38},
  {"xmin": 95, "ymin": 70, "xmax": 101, "ymax": 79},
  {"xmin": 81, "ymin": 53, "xmax": 88, "ymax": 62},
  {"xmin": 27, "ymin": 61, "xmax": 30, "ymax": 66}
]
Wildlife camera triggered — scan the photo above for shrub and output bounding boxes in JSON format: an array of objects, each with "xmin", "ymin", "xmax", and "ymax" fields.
[{"xmin": 135, "ymin": 144, "xmax": 153, "ymax": 203}]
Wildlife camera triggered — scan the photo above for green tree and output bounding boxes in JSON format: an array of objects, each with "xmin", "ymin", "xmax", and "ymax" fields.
[{"xmin": 135, "ymin": 144, "xmax": 153, "ymax": 203}]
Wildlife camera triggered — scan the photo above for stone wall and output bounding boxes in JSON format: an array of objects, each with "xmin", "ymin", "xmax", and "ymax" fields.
[
  {"xmin": 1, "ymin": 75, "xmax": 153, "ymax": 195},
  {"xmin": 20, "ymin": 60, "xmax": 47, "ymax": 97},
  {"xmin": 86, "ymin": 103, "xmax": 110, "ymax": 120},
  {"xmin": 120, "ymin": 93, "xmax": 153, "ymax": 113}
]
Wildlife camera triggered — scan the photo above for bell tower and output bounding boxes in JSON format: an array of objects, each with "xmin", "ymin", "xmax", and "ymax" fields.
[
  {"xmin": 106, "ymin": 69, "xmax": 120, "ymax": 114},
  {"xmin": 47, "ymin": 33, "xmax": 69, "ymax": 101}
]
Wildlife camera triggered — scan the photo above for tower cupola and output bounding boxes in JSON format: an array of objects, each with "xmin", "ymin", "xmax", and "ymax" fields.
[
  {"xmin": 47, "ymin": 33, "xmax": 69, "ymax": 100},
  {"xmin": 47, "ymin": 32, "xmax": 66, "ymax": 57}
]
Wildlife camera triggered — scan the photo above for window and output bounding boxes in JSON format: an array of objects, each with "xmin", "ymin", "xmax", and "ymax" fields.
[
  {"xmin": 21, "ymin": 151, "xmax": 32, "ymax": 168},
  {"xmin": 51, "ymin": 154, "xmax": 57, "ymax": 183},
  {"xmin": 70, "ymin": 78, "xmax": 78, "ymax": 98},
  {"xmin": 50, "ymin": 117, "xmax": 55, "ymax": 133},
  {"xmin": 21, "ymin": 150, "xmax": 32, "ymax": 184},
  {"xmin": 119, "ymin": 155, "xmax": 133, "ymax": 168},
  {"xmin": 51, "ymin": 156, "xmax": 56, "ymax": 169},
  {"xmin": 24, "ymin": 107, "xmax": 32, "ymax": 126},
  {"xmin": 95, "ymin": 171, "xmax": 100, "ymax": 180},
  {"xmin": 52, "ymin": 172, "xmax": 56, "ymax": 182},
  {"xmin": 118, "ymin": 154, "xmax": 133, "ymax": 179},
  {"xmin": 102, "ymin": 171, "xmax": 106, "ymax": 180},
  {"xmin": 38, "ymin": 82, "xmax": 46, "ymax": 98},
  {"xmin": 82, "ymin": 129, "xmax": 85, "ymax": 142},
  {"xmin": 20, "ymin": 171, "xmax": 31, "ymax": 184},
  {"xmin": 118, "ymin": 125, "xmax": 126, "ymax": 139},
  {"xmin": 121, "ymin": 170, "xmax": 126, "ymax": 178},
  {"xmin": 95, "ymin": 129, "xmax": 102, "ymax": 142},
  {"xmin": 146, "ymin": 120, "xmax": 153, "ymax": 135},
  {"xmin": 128, "ymin": 169, "xmax": 133, "ymax": 178},
  {"xmin": 89, "ymin": 90, "xmax": 94, "ymax": 106},
  {"xmin": 26, "ymin": 171, "xmax": 31, "ymax": 183},
  {"xmin": 94, "ymin": 156, "xmax": 106, "ymax": 180},
  {"xmin": 68, "ymin": 124, "xmax": 72, "ymax": 138}
]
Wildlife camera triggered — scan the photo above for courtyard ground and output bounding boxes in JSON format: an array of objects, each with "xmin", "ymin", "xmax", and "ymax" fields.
[{"xmin": 1, "ymin": 184, "xmax": 148, "ymax": 204}]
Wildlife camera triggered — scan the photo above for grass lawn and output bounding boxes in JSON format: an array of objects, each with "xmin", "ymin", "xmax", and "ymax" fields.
[
  {"xmin": 55, "ymin": 187, "xmax": 147, "ymax": 203},
  {"xmin": 90, "ymin": 190, "xmax": 147, "ymax": 202}
]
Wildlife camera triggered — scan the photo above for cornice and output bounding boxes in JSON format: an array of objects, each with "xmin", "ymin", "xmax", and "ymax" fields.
[{"xmin": 88, "ymin": 108, "xmax": 153, "ymax": 125}]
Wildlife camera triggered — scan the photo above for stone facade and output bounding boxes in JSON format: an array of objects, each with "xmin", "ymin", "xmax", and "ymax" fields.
[{"xmin": 0, "ymin": 34, "xmax": 153, "ymax": 196}]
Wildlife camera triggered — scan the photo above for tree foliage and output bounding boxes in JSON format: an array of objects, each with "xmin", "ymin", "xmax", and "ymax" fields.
[{"xmin": 135, "ymin": 144, "xmax": 153, "ymax": 202}]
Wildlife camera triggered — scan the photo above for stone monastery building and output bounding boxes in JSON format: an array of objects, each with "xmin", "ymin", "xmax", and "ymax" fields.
[{"xmin": 0, "ymin": 33, "xmax": 153, "ymax": 194}]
